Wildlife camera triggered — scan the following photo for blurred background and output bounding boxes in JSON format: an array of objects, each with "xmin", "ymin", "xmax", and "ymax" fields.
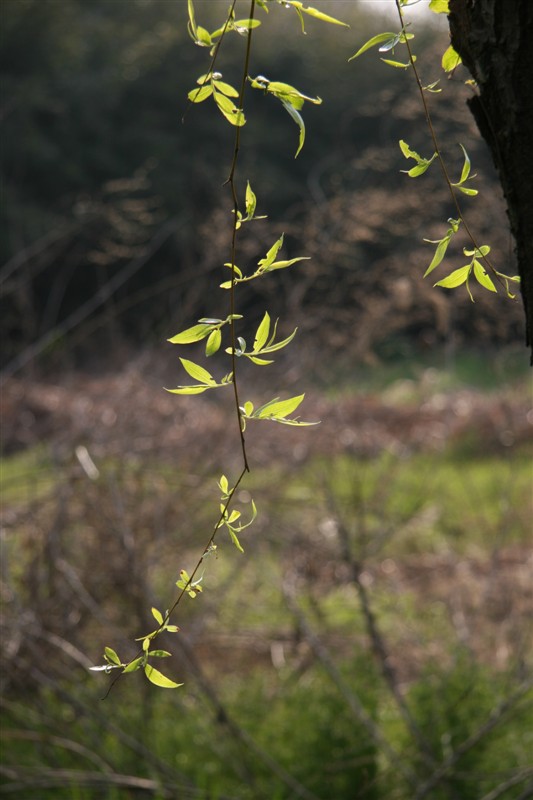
[{"xmin": 1, "ymin": 1, "xmax": 532, "ymax": 798}]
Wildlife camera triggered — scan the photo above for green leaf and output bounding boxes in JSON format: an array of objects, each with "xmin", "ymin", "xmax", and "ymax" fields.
[
  {"xmin": 234, "ymin": 18, "xmax": 262, "ymax": 31},
  {"xmin": 285, "ymin": 2, "xmax": 349, "ymax": 28},
  {"xmin": 206, "ymin": 328, "xmax": 222, "ymax": 357},
  {"xmin": 195, "ymin": 25, "xmax": 212, "ymax": 46},
  {"xmin": 380, "ymin": 58, "xmax": 414, "ymax": 69},
  {"xmin": 442, "ymin": 44, "xmax": 462, "ymax": 72},
  {"xmin": 434, "ymin": 264, "xmax": 471, "ymax": 289},
  {"xmin": 168, "ymin": 323, "xmax": 212, "ymax": 344},
  {"xmin": 151, "ymin": 607, "xmax": 164, "ymax": 626},
  {"xmin": 187, "ymin": 0, "xmax": 197, "ymax": 38},
  {"xmin": 456, "ymin": 186, "xmax": 478, "ymax": 196},
  {"xmin": 123, "ymin": 656, "xmax": 144, "ymax": 674},
  {"xmin": 243, "ymin": 401, "xmax": 254, "ymax": 416},
  {"xmin": 349, "ymin": 32, "xmax": 398, "ymax": 60},
  {"xmin": 256, "ymin": 394, "xmax": 305, "ymax": 419},
  {"xmin": 254, "ymin": 312, "xmax": 271, "ymax": 351},
  {"xmin": 148, "ymin": 650, "xmax": 172, "ymax": 658},
  {"xmin": 212, "ymin": 79, "xmax": 239, "ymax": 97},
  {"xmin": 473, "ymin": 260, "xmax": 497, "ymax": 292},
  {"xmin": 399, "ymin": 139, "xmax": 421, "ymax": 161},
  {"xmin": 429, "ymin": 0, "xmax": 449, "ymax": 12},
  {"xmin": 458, "ymin": 144, "xmax": 472, "ymax": 183},
  {"xmin": 104, "ymin": 647, "xmax": 121, "ymax": 666},
  {"xmin": 187, "ymin": 85, "xmax": 213, "ymax": 103},
  {"xmin": 219, "ymin": 474, "xmax": 229, "ymax": 495},
  {"xmin": 224, "ymin": 261, "xmax": 243, "ymax": 278},
  {"xmin": 266, "ymin": 81, "xmax": 322, "ymax": 109},
  {"xmin": 259, "ymin": 235, "xmax": 284, "ymax": 269},
  {"xmin": 281, "ymin": 100, "xmax": 306, "ymax": 157},
  {"xmin": 179, "ymin": 358, "xmax": 215, "ymax": 385},
  {"xmin": 227, "ymin": 527, "xmax": 244, "ymax": 552},
  {"xmin": 245, "ymin": 181, "xmax": 257, "ymax": 217},
  {"xmin": 165, "ymin": 385, "xmax": 210, "ymax": 395},
  {"xmin": 424, "ymin": 238, "xmax": 452, "ymax": 278},
  {"xmin": 268, "ymin": 256, "xmax": 310, "ymax": 271},
  {"xmin": 214, "ymin": 90, "xmax": 246, "ymax": 126},
  {"xmin": 248, "ymin": 356, "xmax": 274, "ymax": 365},
  {"xmin": 144, "ymin": 664, "xmax": 183, "ymax": 689}
]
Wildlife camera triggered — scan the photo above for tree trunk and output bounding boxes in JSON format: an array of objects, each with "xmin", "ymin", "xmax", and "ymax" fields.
[{"xmin": 448, "ymin": 0, "xmax": 533, "ymax": 363}]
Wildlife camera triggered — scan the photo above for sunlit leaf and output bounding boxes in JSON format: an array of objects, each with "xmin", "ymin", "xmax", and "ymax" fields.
[
  {"xmin": 179, "ymin": 358, "xmax": 215, "ymax": 385},
  {"xmin": 104, "ymin": 647, "xmax": 121, "ymax": 666},
  {"xmin": 429, "ymin": 0, "xmax": 449, "ymax": 12},
  {"xmin": 381, "ymin": 57, "xmax": 414, "ymax": 69},
  {"xmin": 245, "ymin": 181, "xmax": 257, "ymax": 217},
  {"xmin": 473, "ymin": 260, "xmax": 497, "ymax": 292},
  {"xmin": 285, "ymin": 1, "xmax": 349, "ymax": 28},
  {"xmin": 187, "ymin": 85, "xmax": 213, "ymax": 103},
  {"xmin": 213, "ymin": 80, "xmax": 239, "ymax": 97},
  {"xmin": 349, "ymin": 32, "xmax": 399, "ymax": 61},
  {"xmin": 442, "ymin": 44, "xmax": 462, "ymax": 72},
  {"xmin": 434, "ymin": 264, "xmax": 471, "ymax": 288},
  {"xmin": 254, "ymin": 312, "xmax": 271, "ymax": 351},
  {"xmin": 122, "ymin": 656, "xmax": 144, "ymax": 674},
  {"xmin": 205, "ymin": 328, "xmax": 222, "ymax": 357},
  {"xmin": 168, "ymin": 324, "xmax": 212, "ymax": 344},
  {"xmin": 256, "ymin": 394, "xmax": 305, "ymax": 419},
  {"xmin": 151, "ymin": 607, "xmax": 164, "ymax": 626},
  {"xmin": 144, "ymin": 664, "xmax": 183, "ymax": 689}
]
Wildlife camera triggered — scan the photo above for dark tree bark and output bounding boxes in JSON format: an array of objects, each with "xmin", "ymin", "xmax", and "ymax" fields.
[{"xmin": 448, "ymin": 0, "xmax": 533, "ymax": 362}]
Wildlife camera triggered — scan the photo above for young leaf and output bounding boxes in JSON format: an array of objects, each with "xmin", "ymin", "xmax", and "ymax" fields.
[
  {"xmin": 206, "ymin": 328, "xmax": 222, "ymax": 357},
  {"xmin": 187, "ymin": 85, "xmax": 213, "ymax": 103},
  {"xmin": 381, "ymin": 58, "xmax": 415, "ymax": 69},
  {"xmin": 144, "ymin": 664, "xmax": 183, "ymax": 689},
  {"xmin": 168, "ymin": 324, "xmax": 212, "ymax": 344},
  {"xmin": 179, "ymin": 358, "xmax": 215, "ymax": 385},
  {"xmin": 151, "ymin": 607, "xmax": 164, "ymax": 626},
  {"xmin": 104, "ymin": 647, "xmax": 121, "ymax": 666},
  {"xmin": 434, "ymin": 264, "xmax": 471, "ymax": 289},
  {"xmin": 429, "ymin": 0, "xmax": 449, "ymax": 12},
  {"xmin": 212, "ymin": 80, "xmax": 239, "ymax": 97},
  {"xmin": 254, "ymin": 312, "xmax": 271, "ymax": 351},
  {"xmin": 442, "ymin": 44, "xmax": 462, "ymax": 72},
  {"xmin": 349, "ymin": 32, "xmax": 399, "ymax": 61},
  {"xmin": 256, "ymin": 394, "xmax": 305, "ymax": 419},
  {"xmin": 282, "ymin": 100, "xmax": 306, "ymax": 157},
  {"xmin": 286, "ymin": 2, "xmax": 349, "ymax": 28},
  {"xmin": 123, "ymin": 656, "xmax": 144, "ymax": 674},
  {"xmin": 227, "ymin": 527, "xmax": 244, "ymax": 553},
  {"xmin": 473, "ymin": 260, "xmax": 497, "ymax": 292},
  {"xmin": 245, "ymin": 181, "xmax": 257, "ymax": 217}
]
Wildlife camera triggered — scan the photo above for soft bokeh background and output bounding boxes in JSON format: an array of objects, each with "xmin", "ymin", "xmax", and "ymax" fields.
[{"xmin": 1, "ymin": 2, "xmax": 532, "ymax": 798}]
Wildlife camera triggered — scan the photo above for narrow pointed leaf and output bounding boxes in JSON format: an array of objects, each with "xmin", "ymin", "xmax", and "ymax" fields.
[
  {"xmin": 349, "ymin": 32, "xmax": 398, "ymax": 61},
  {"xmin": 287, "ymin": 2, "xmax": 349, "ymax": 27},
  {"xmin": 168, "ymin": 324, "xmax": 212, "ymax": 344},
  {"xmin": 254, "ymin": 312, "xmax": 271, "ymax": 351},
  {"xmin": 257, "ymin": 394, "xmax": 305, "ymax": 419},
  {"xmin": 104, "ymin": 647, "xmax": 121, "ymax": 666},
  {"xmin": 245, "ymin": 181, "xmax": 257, "ymax": 217},
  {"xmin": 434, "ymin": 265, "xmax": 471, "ymax": 288},
  {"xmin": 123, "ymin": 656, "xmax": 144, "ymax": 674},
  {"xmin": 151, "ymin": 607, "xmax": 164, "ymax": 626},
  {"xmin": 473, "ymin": 260, "xmax": 497, "ymax": 292},
  {"xmin": 206, "ymin": 328, "xmax": 222, "ymax": 356},
  {"xmin": 144, "ymin": 664, "xmax": 183, "ymax": 688},
  {"xmin": 179, "ymin": 358, "xmax": 215, "ymax": 384}
]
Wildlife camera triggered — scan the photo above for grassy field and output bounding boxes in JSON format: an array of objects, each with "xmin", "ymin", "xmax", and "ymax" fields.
[{"xmin": 1, "ymin": 355, "xmax": 532, "ymax": 799}]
